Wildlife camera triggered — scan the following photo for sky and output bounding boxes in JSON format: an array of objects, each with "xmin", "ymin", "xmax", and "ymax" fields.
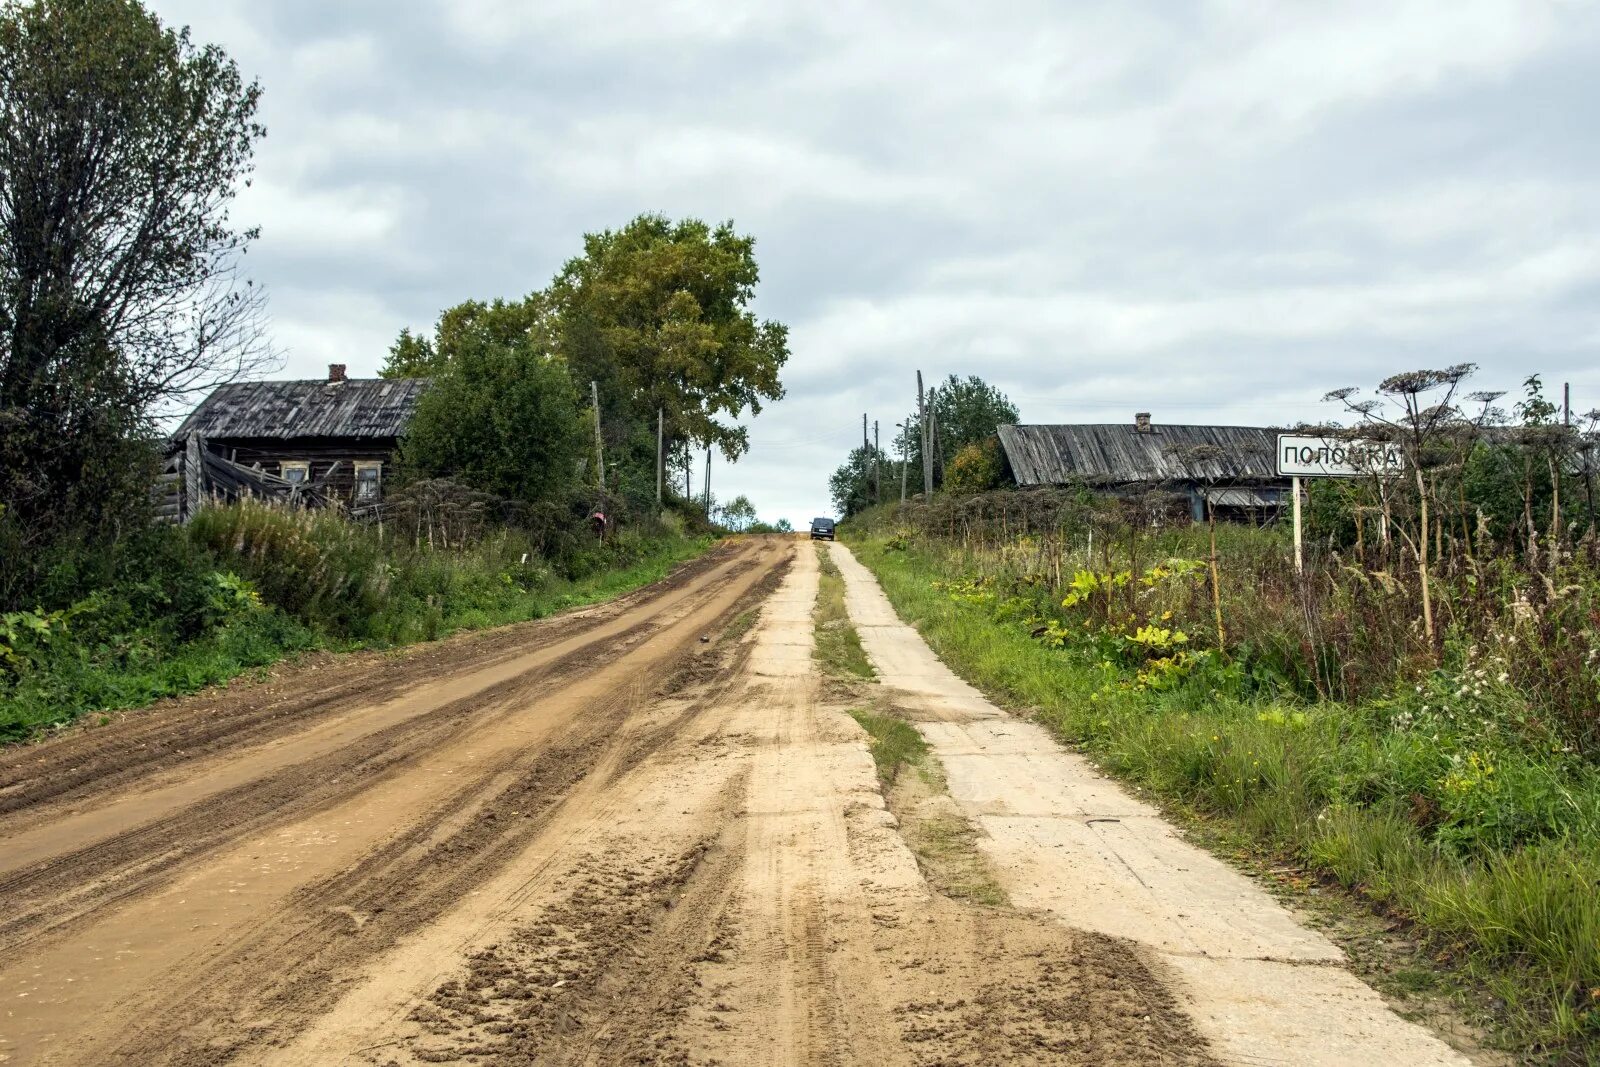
[{"xmin": 151, "ymin": 0, "xmax": 1600, "ymax": 527}]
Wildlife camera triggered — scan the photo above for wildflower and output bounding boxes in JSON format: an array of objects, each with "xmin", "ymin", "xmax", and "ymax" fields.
[{"xmin": 1496, "ymin": 673, "xmax": 1509, "ymax": 684}]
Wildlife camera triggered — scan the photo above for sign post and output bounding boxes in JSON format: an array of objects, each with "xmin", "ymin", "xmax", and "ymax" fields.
[
  {"xmin": 1292, "ymin": 475, "xmax": 1303, "ymax": 574},
  {"xmin": 1276, "ymin": 434, "xmax": 1403, "ymax": 576}
]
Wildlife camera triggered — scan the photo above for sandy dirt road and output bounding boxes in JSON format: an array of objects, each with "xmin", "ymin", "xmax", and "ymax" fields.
[{"xmin": 0, "ymin": 537, "xmax": 1452, "ymax": 1065}]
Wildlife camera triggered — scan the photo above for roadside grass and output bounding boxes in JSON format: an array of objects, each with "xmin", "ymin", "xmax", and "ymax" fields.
[
  {"xmin": 850, "ymin": 533, "xmax": 1600, "ymax": 1063},
  {"xmin": 813, "ymin": 545, "xmax": 875, "ymax": 681},
  {"xmin": 1, "ymin": 531, "xmax": 715, "ymax": 743},
  {"xmin": 849, "ymin": 708, "xmax": 928, "ymax": 784}
]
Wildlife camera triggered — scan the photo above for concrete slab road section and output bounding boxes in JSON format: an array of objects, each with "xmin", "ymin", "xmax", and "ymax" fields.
[{"xmin": 829, "ymin": 543, "xmax": 1474, "ymax": 1067}]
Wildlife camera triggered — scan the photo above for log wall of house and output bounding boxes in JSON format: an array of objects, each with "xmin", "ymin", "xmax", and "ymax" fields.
[{"xmin": 208, "ymin": 436, "xmax": 399, "ymax": 506}]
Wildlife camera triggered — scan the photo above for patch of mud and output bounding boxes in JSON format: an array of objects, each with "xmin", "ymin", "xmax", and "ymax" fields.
[
  {"xmin": 400, "ymin": 831, "xmax": 741, "ymax": 1066},
  {"xmin": 888, "ymin": 903, "xmax": 1215, "ymax": 1066}
]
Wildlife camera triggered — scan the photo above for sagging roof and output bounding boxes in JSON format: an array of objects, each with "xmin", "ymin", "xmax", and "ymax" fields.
[
  {"xmin": 997, "ymin": 422, "xmax": 1281, "ymax": 486},
  {"xmin": 174, "ymin": 377, "xmax": 428, "ymax": 441}
]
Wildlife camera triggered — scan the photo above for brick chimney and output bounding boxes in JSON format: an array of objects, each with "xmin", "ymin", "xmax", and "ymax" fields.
[
  {"xmin": 1134, "ymin": 411, "xmax": 1152, "ymax": 433},
  {"xmin": 328, "ymin": 363, "xmax": 347, "ymax": 382}
]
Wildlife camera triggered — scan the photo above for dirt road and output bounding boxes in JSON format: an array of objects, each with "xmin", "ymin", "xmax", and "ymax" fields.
[{"xmin": 0, "ymin": 538, "xmax": 1459, "ymax": 1065}]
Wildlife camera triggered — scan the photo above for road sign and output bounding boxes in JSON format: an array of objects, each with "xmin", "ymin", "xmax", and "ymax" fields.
[{"xmin": 1276, "ymin": 434, "xmax": 1403, "ymax": 479}]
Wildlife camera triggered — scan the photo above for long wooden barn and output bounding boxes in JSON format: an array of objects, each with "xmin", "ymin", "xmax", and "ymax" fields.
[
  {"xmin": 996, "ymin": 413, "xmax": 1289, "ymax": 520},
  {"xmin": 158, "ymin": 365, "xmax": 427, "ymax": 523}
]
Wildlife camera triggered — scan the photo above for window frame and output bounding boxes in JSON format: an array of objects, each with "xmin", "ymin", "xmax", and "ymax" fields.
[
  {"xmin": 279, "ymin": 460, "xmax": 311, "ymax": 485},
  {"xmin": 353, "ymin": 460, "xmax": 383, "ymax": 502}
]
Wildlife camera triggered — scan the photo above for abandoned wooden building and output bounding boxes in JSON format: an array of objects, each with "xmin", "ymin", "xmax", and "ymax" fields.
[
  {"xmin": 159, "ymin": 365, "xmax": 426, "ymax": 522},
  {"xmin": 996, "ymin": 413, "xmax": 1289, "ymax": 521}
]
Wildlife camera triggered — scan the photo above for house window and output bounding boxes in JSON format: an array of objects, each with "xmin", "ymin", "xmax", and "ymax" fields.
[
  {"xmin": 354, "ymin": 461, "xmax": 382, "ymax": 503},
  {"xmin": 280, "ymin": 461, "xmax": 310, "ymax": 485}
]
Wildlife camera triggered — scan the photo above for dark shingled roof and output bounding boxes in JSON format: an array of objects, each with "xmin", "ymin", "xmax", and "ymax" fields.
[
  {"xmin": 174, "ymin": 378, "xmax": 428, "ymax": 441},
  {"xmin": 997, "ymin": 423, "xmax": 1282, "ymax": 486}
]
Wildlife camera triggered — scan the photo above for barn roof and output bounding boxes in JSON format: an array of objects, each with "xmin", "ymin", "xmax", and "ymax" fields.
[
  {"xmin": 997, "ymin": 423, "xmax": 1282, "ymax": 486},
  {"xmin": 174, "ymin": 377, "xmax": 428, "ymax": 441}
]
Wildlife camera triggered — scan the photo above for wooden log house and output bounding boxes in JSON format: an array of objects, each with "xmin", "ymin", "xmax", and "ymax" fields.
[
  {"xmin": 996, "ymin": 413, "xmax": 1290, "ymax": 522},
  {"xmin": 159, "ymin": 365, "xmax": 427, "ymax": 522}
]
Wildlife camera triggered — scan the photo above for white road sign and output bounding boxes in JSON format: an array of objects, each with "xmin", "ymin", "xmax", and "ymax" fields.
[{"xmin": 1276, "ymin": 434, "xmax": 1404, "ymax": 479}]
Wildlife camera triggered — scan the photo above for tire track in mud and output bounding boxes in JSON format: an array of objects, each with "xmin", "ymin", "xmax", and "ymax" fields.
[
  {"xmin": 0, "ymin": 542, "xmax": 742, "ymax": 819},
  {"xmin": 0, "ymin": 609, "xmax": 671, "ymax": 950},
  {"xmin": 0, "ymin": 540, "xmax": 789, "ymax": 1067}
]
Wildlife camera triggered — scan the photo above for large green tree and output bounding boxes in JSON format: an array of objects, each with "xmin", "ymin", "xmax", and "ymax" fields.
[
  {"xmin": 397, "ymin": 332, "xmax": 585, "ymax": 505},
  {"xmin": 0, "ymin": 0, "xmax": 265, "ymax": 602},
  {"xmin": 899, "ymin": 375, "xmax": 1019, "ymax": 491},
  {"xmin": 550, "ymin": 214, "xmax": 789, "ymax": 468},
  {"xmin": 380, "ymin": 296, "xmax": 547, "ymax": 379}
]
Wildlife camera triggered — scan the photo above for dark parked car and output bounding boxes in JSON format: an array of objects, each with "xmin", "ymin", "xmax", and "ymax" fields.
[{"xmin": 810, "ymin": 517, "xmax": 836, "ymax": 541}]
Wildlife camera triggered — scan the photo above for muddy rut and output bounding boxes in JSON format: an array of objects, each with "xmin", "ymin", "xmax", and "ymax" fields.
[{"xmin": 0, "ymin": 538, "xmax": 1211, "ymax": 1066}]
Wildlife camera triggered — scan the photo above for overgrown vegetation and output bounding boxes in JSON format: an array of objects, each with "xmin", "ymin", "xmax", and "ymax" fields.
[
  {"xmin": 813, "ymin": 545, "xmax": 875, "ymax": 680},
  {"xmin": 1, "ymin": 500, "xmax": 710, "ymax": 742}
]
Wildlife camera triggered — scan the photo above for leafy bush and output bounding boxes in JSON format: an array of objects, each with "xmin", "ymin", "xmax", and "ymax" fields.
[{"xmin": 943, "ymin": 438, "xmax": 1004, "ymax": 494}]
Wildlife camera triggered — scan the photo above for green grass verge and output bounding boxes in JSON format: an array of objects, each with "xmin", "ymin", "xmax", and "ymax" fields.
[
  {"xmin": 849, "ymin": 533, "xmax": 1600, "ymax": 1062},
  {"xmin": 1, "ymin": 534, "xmax": 715, "ymax": 743},
  {"xmin": 813, "ymin": 545, "xmax": 875, "ymax": 680}
]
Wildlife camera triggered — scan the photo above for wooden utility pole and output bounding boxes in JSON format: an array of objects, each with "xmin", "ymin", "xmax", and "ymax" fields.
[
  {"xmin": 590, "ymin": 382, "xmax": 605, "ymax": 489},
  {"xmin": 704, "ymin": 445, "xmax": 712, "ymax": 513},
  {"xmin": 874, "ymin": 420, "xmax": 881, "ymax": 504},
  {"xmin": 918, "ymin": 371, "xmax": 932, "ymax": 496},
  {"xmin": 656, "ymin": 409, "xmax": 664, "ymax": 503},
  {"xmin": 928, "ymin": 400, "xmax": 940, "ymax": 493},
  {"xmin": 899, "ymin": 422, "xmax": 909, "ymax": 504},
  {"xmin": 863, "ymin": 413, "xmax": 872, "ymax": 507}
]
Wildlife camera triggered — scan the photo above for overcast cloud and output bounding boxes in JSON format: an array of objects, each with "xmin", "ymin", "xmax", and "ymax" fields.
[{"xmin": 150, "ymin": 0, "xmax": 1600, "ymax": 526}]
